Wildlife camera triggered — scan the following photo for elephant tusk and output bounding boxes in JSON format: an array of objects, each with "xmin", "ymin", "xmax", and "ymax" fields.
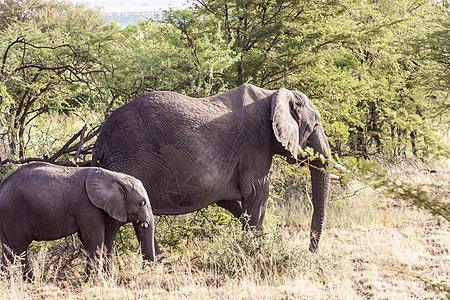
[
  {"xmin": 140, "ymin": 222, "xmax": 149, "ymax": 228},
  {"xmin": 330, "ymin": 174, "xmax": 340, "ymax": 180},
  {"xmin": 328, "ymin": 160, "xmax": 348, "ymax": 173}
]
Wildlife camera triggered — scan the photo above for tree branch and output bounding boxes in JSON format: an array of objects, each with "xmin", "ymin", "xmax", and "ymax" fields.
[{"xmin": 47, "ymin": 125, "xmax": 87, "ymax": 163}]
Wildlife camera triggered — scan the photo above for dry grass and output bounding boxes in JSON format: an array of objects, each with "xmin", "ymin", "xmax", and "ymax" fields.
[{"xmin": 0, "ymin": 159, "xmax": 448, "ymax": 299}]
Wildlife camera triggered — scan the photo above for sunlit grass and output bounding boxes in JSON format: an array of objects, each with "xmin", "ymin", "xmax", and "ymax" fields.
[{"xmin": 0, "ymin": 151, "xmax": 448, "ymax": 298}]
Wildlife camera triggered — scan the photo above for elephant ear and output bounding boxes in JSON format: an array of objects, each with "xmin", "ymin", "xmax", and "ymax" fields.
[
  {"xmin": 270, "ymin": 88, "xmax": 300, "ymax": 160},
  {"xmin": 85, "ymin": 169, "xmax": 128, "ymax": 222}
]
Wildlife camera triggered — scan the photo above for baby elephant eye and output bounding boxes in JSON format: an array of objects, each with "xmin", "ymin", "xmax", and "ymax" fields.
[{"xmin": 140, "ymin": 201, "xmax": 146, "ymax": 207}]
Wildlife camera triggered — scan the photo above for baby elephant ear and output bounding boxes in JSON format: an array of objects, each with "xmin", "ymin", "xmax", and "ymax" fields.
[
  {"xmin": 270, "ymin": 88, "xmax": 299, "ymax": 159},
  {"xmin": 85, "ymin": 169, "xmax": 128, "ymax": 222}
]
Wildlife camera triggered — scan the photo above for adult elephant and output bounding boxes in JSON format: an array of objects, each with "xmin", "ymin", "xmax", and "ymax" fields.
[{"xmin": 92, "ymin": 84, "xmax": 332, "ymax": 256}]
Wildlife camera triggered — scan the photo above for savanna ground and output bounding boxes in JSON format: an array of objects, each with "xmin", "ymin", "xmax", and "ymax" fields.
[
  {"xmin": 1, "ymin": 0, "xmax": 449, "ymax": 298},
  {"xmin": 1, "ymin": 156, "xmax": 448, "ymax": 299}
]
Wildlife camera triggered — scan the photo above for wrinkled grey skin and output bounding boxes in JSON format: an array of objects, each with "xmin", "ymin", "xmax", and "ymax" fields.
[
  {"xmin": 0, "ymin": 162, "xmax": 155, "ymax": 280},
  {"xmin": 92, "ymin": 84, "xmax": 331, "ymax": 256}
]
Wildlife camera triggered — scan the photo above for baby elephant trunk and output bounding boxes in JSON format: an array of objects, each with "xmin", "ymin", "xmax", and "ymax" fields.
[
  {"xmin": 136, "ymin": 208, "xmax": 156, "ymax": 262},
  {"xmin": 138, "ymin": 208, "xmax": 152, "ymax": 228}
]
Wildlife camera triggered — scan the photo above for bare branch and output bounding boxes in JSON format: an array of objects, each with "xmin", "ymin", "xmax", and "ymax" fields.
[
  {"xmin": 1, "ymin": 36, "xmax": 25, "ymax": 78},
  {"xmin": 0, "ymin": 157, "xmax": 45, "ymax": 166},
  {"xmin": 48, "ymin": 125, "xmax": 87, "ymax": 163},
  {"xmin": 73, "ymin": 125, "xmax": 87, "ymax": 163}
]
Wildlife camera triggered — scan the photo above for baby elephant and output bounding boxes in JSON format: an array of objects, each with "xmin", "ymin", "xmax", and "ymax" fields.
[{"xmin": 0, "ymin": 162, "xmax": 155, "ymax": 280}]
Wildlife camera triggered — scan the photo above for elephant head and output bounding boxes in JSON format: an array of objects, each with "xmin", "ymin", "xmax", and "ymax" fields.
[
  {"xmin": 271, "ymin": 88, "xmax": 331, "ymax": 252},
  {"xmin": 85, "ymin": 169, "xmax": 156, "ymax": 260}
]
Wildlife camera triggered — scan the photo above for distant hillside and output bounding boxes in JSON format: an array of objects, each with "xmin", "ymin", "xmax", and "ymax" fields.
[
  {"xmin": 104, "ymin": 11, "xmax": 163, "ymax": 27},
  {"xmin": 71, "ymin": 0, "xmax": 189, "ymax": 26}
]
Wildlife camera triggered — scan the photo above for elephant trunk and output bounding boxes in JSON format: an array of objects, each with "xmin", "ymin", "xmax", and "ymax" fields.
[
  {"xmin": 138, "ymin": 208, "xmax": 152, "ymax": 229},
  {"xmin": 307, "ymin": 125, "xmax": 331, "ymax": 252},
  {"xmin": 309, "ymin": 163, "xmax": 331, "ymax": 252},
  {"xmin": 135, "ymin": 209, "xmax": 156, "ymax": 262}
]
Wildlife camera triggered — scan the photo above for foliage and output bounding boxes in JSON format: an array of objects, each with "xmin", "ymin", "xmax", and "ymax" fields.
[
  {"xmin": 164, "ymin": 0, "xmax": 449, "ymax": 160},
  {"xmin": 193, "ymin": 213, "xmax": 308, "ymax": 279},
  {"xmin": 402, "ymin": 2, "xmax": 449, "ymax": 122},
  {"xmin": 0, "ymin": 0, "xmax": 238, "ymax": 165},
  {"xmin": 0, "ymin": 0, "xmax": 448, "ymax": 296},
  {"xmin": 1, "ymin": 0, "xmax": 447, "ymax": 164},
  {"xmin": 117, "ymin": 19, "xmax": 237, "ymax": 98},
  {"xmin": 0, "ymin": 0, "xmax": 113, "ymax": 161},
  {"xmin": 1, "ymin": 163, "xmax": 448, "ymax": 298},
  {"xmin": 336, "ymin": 154, "xmax": 450, "ymax": 223},
  {"xmin": 168, "ymin": 0, "xmax": 347, "ymax": 88},
  {"xmin": 298, "ymin": 0, "xmax": 448, "ymax": 159}
]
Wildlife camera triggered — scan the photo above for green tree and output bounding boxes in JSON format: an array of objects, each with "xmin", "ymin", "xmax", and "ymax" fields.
[
  {"xmin": 403, "ymin": 2, "xmax": 449, "ymax": 123},
  {"xmin": 0, "ymin": 0, "xmax": 111, "ymax": 161},
  {"xmin": 0, "ymin": 0, "xmax": 105, "ymax": 31},
  {"xmin": 103, "ymin": 19, "xmax": 237, "ymax": 100},
  {"xmin": 0, "ymin": 0, "xmax": 238, "ymax": 164},
  {"xmin": 168, "ymin": 0, "xmax": 347, "ymax": 88},
  {"xmin": 165, "ymin": 0, "xmax": 448, "ymax": 159}
]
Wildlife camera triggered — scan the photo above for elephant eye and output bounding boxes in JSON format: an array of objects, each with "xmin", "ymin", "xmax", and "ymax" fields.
[{"xmin": 140, "ymin": 201, "xmax": 145, "ymax": 207}]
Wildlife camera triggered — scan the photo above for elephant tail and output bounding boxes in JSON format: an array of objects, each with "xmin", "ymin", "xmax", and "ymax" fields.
[{"xmin": 91, "ymin": 144, "xmax": 103, "ymax": 167}]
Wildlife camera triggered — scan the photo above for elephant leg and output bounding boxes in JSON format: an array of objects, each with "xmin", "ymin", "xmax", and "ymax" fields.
[
  {"xmin": 0, "ymin": 228, "xmax": 14, "ymax": 273},
  {"xmin": 1, "ymin": 243, "xmax": 12, "ymax": 274},
  {"xmin": 79, "ymin": 230, "xmax": 105, "ymax": 278},
  {"xmin": 1, "ymin": 244, "xmax": 31, "ymax": 281},
  {"xmin": 217, "ymin": 199, "xmax": 253, "ymax": 231},
  {"xmin": 217, "ymin": 199, "xmax": 244, "ymax": 219},
  {"xmin": 0, "ymin": 226, "xmax": 32, "ymax": 280},
  {"xmin": 103, "ymin": 220, "xmax": 122, "ymax": 273},
  {"xmin": 5, "ymin": 247, "xmax": 31, "ymax": 281},
  {"xmin": 22, "ymin": 250, "xmax": 32, "ymax": 281},
  {"xmin": 240, "ymin": 176, "xmax": 270, "ymax": 230}
]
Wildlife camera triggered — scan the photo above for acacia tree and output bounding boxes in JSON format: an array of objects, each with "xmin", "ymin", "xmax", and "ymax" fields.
[
  {"xmin": 0, "ymin": 0, "xmax": 238, "ymax": 166},
  {"xmin": 324, "ymin": 0, "xmax": 449, "ymax": 158},
  {"xmin": 102, "ymin": 19, "xmax": 237, "ymax": 100},
  {"xmin": 404, "ymin": 2, "xmax": 449, "ymax": 123},
  {"xmin": 0, "ymin": 0, "xmax": 114, "ymax": 163},
  {"xmin": 167, "ymin": 0, "xmax": 348, "ymax": 88},
  {"xmin": 166, "ymin": 0, "xmax": 448, "ymax": 159}
]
